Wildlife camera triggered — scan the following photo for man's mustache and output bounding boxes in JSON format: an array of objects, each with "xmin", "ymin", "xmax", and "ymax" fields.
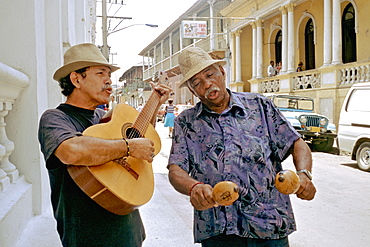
[
  {"xmin": 205, "ymin": 87, "xmax": 220, "ymax": 99},
  {"xmin": 101, "ymin": 84, "xmax": 112, "ymax": 92}
]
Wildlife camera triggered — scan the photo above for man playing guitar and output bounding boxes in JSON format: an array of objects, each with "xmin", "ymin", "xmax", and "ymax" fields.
[{"xmin": 38, "ymin": 43, "xmax": 171, "ymax": 247}]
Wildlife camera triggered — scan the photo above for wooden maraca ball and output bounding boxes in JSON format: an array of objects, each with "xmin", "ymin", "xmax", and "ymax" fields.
[
  {"xmin": 275, "ymin": 170, "xmax": 300, "ymax": 195},
  {"xmin": 212, "ymin": 181, "xmax": 239, "ymax": 206}
]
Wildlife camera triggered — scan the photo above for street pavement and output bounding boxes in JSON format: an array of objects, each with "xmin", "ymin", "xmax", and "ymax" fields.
[
  {"xmin": 15, "ymin": 122, "xmax": 200, "ymax": 247},
  {"xmin": 15, "ymin": 122, "xmax": 370, "ymax": 247}
]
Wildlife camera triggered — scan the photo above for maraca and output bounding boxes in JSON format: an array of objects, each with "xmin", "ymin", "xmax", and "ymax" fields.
[
  {"xmin": 275, "ymin": 170, "xmax": 300, "ymax": 194},
  {"xmin": 212, "ymin": 181, "xmax": 239, "ymax": 206}
]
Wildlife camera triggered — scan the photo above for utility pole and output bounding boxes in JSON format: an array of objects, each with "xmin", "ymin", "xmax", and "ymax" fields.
[
  {"xmin": 102, "ymin": 0, "xmax": 109, "ymax": 60},
  {"xmin": 100, "ymin": 0, "xmax": 131, "ymax": 61}
]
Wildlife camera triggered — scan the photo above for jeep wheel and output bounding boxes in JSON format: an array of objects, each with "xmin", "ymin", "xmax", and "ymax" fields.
[
  {"xmin": 312, "ymin": 138, "xmax": 334, "ymax": 152},
  {"xmin": 356, "ymin": 142, "xmax": 370, "ymax": 171}
]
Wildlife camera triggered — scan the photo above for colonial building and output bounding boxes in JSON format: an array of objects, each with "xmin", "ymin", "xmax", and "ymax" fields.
[
  {"xmin": 225, "ymin": 0, "xmax": 367, "ymax": 128},
  {"xmin": 0, "ymin": 0, "xmax": 96, "ymax": 246},
  {"xmin": 118, "ymin": 65, "xmax": 152, "ymax": 108},
  {"xmin": 139, "ymin": 0, "xmax": 232, "ymax": 105},
  {"xmin": 139, "ymin": 0, "xmax": 369, "ymax": 128}
]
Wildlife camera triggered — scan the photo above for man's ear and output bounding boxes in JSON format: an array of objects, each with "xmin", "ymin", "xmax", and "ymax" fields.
[{"xmin": 70, "ymin": 72, "xmax": 81, "ymax": 88}]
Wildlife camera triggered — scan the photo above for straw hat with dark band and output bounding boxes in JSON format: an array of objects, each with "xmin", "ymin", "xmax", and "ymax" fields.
[
  {"xmin": 178, "ymin": 47, "xmax": 226, "ymax": 88},
  {"xmin": 53, "ymin": 43, "xmax": 120, "ymax": 81}
]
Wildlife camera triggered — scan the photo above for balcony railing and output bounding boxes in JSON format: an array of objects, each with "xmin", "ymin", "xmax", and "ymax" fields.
[
  {"xmin": 250, "ymin": 60, "xmax": 370, "ymax": 93},
  {"xmin": 340, "ymin": 63, "xmax": 370, "ymax": 85},
  {"xmin": 0, "ymin": 62, "xmax": 29, "ymax": 191},
  {"xmin": 122, "ymin": 81, "xmax": 151, "ymax": 94},
  {"xmin": 142, "ymin": 33, "xmax": 229, "ymax": 81},
  {"xmin": 292, "ymin": 71, "xmax": 322, "ymax": 90}
]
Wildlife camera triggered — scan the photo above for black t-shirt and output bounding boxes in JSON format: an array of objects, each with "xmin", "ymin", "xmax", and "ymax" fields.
[{"xmin": 38, "ymin": 104, "xmax": 145, "ymax": 247}]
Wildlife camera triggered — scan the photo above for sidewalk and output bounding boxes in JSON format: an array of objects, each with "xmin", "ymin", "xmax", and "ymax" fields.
[
  {"xmin": 15, "ymin": 123, "xmax": 200, "ymax": 247},
  {"xmin": 15, "ymin": 174, "xmax": 199, "ymax": 247}
]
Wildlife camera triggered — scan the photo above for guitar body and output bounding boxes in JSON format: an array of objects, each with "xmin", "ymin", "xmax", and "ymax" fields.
[{"xmin": 67, "ymin": 103, "xmax": 161, "ymax": 215}]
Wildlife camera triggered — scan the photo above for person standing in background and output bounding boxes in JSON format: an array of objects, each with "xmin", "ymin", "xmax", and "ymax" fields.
[
  {"xmin": 108, "ymin": 95, "xmax": 117, "ymax": 111},
  {"xmin": 163, "ymin": 99, "xmax": 176, "ymax": 138},
  {"xmin": 136, "ymin": 103, "xmax": 144, "ymax": 112},
  {"xmin": 297, "ymin": 62, "xmax": 303, "ymax": 72},
  {"xmin": 267, "ymin": 61, "xmax": 276, "ymax": 76},
  {"xmin": 276, "ymin": 61, "xmax": 282, "ymax": 75}
]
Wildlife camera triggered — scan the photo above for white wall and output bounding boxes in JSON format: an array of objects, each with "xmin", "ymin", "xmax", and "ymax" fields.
[{"xmin": 0, "ymin": 0, "xmax": 96, "ymax": 245}]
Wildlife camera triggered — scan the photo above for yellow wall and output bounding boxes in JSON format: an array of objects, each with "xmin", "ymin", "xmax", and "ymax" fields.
[
  {"xmin": 240, "ymin": 25, "xmax": 252, "ymax": 92},
  {"xmin": 347, "ymin": 0, "xmax": 370, "ymax": 61},
  {"xmin": 295, "ymin": 1, "xmax": 324, "ymax": 69},
  {"xmin": 224, "ymin": 0, "xmax": 370, "ymax": 127},
  {"xmin": 227, "ymin": 0, "xmax": 370, "ymax": 77}
]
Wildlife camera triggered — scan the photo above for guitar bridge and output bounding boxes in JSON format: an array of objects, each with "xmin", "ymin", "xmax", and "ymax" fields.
[{"xmin": 114, "ymin": 158, "xmax": 139, "ymax": 180}]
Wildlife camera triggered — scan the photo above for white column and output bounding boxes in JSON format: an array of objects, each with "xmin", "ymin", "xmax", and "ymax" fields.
[
  {"xmin": 287, "ymin": 3, "xmax": 296, "ymax": 73},
  {"xmin": 332, "ymin": 0, "xmax": 342, "ymax": 65},
  {"xmin": 235, "ymin": 30, "xmax": 242, "ymax": 82},
  {"xmin": 279, "ymin": 7, "xmax": 288, "ymax": 73},
  {"xmin": 256, "ymin": 19, "xmax": 263, "ymax": 78},
  {"xmin": 169, "ymin": 32, "xmax": 173, "ymax": 68},
  {"xmin": 160, "ymin": 40, "xmax": 164, "ymax": 70},
  {"xmin": 179, "ymin": 27, "xmax": 183, "ymax": 50},
  {"xmin": 251, "ymin": 22, "xmax": 257, "ymax": 78},
  {"xmin": 208, "ymin": 0, "xmax": 215, "ymax": 50},
  {"xmin": 154, "ymin": 46, "xmax": 157, "ymax": 65},
  {"xmin": 323, "ymin": 0, "xmax": 332, "ymax": 66},
  {"xmin": 229, "ymin": 32, "xmax": 235, "ymax": 83},
  {"xmin": 150, "ymin": 51, "xmax": 154, "ymax": 67}
]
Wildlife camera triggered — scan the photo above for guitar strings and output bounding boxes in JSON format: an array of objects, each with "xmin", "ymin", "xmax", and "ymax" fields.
[
  {"xmin": 128, "ymin": 71, "xmax": 168, "ymax": 139},
  {"xmin": 128, "ymin": 91, "xmax": 161, "ymax": 139}
]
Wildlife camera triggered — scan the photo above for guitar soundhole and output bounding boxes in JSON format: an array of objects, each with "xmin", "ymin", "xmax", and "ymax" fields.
[{"xmin": 125, "ymin": 127, "xmax": 143, "ymax": 139}]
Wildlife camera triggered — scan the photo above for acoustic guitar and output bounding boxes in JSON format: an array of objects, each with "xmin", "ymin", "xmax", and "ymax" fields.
[{"xmin": 67, "ymin": 71, "xmax": 169, "ymax": 215}]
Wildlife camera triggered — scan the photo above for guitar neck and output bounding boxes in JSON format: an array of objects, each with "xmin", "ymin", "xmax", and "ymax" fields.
[{"xmin": 131, "ymin": 90, "xmax": 161, "ymax": 137}]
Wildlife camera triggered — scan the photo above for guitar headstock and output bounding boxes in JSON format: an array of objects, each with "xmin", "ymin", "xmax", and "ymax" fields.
[{"xmin": 152, "ymin": 70, "xmax": 169, "ymax": 86}]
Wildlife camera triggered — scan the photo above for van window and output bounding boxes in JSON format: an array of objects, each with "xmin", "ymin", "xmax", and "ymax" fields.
[{"xmin": 346, "ymin": 89, "xmax": 370, "ymax": 112}]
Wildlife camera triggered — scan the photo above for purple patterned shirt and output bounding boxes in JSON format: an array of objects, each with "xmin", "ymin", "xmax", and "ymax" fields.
[{"xmin": 168, "ymin": 91, "xmax": 301, "ymax": 243}]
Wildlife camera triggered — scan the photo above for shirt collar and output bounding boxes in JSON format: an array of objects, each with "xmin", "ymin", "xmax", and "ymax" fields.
[{"xmin": 194, "ymin": 89, "xmax": 246, "ymax": 117}]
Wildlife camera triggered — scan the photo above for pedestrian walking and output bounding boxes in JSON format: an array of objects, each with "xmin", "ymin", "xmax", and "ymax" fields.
[{"xmin": 163, "ymin": 99, "xmax": 176, "ymax": 138}]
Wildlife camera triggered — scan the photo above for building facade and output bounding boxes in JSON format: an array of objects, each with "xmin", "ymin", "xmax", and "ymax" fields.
[
  {"xmin": 118, "ymin": 65, "xmax": 152, "ymax": 108},
  {"xmin": 139, "ymin": 0, "xmax": 232, "ymax": 105},
  {"xmin": 225, "ymin": 0, "xmax": 368, "ymax": 128},
  {"xmin": 0, "ymin": 0, "xmax": 96, "ymax": 246},
  {"xmin": 139, "ymin": 0, "xmax": 369, "ymax": 128}
]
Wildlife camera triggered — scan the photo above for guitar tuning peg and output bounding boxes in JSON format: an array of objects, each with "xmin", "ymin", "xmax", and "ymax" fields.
[{"xmin": 152, "ymin": 70, "xmax": 171, "ymax": 85}]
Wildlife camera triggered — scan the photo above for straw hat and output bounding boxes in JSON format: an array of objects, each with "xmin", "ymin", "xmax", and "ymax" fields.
[
  {"xmin": 178, "ymin": 47, "xmax": 226, "ymax": 88},
  {"xmin": 53, "ymin": 43, "xmax": 120, "ymax": 81}
]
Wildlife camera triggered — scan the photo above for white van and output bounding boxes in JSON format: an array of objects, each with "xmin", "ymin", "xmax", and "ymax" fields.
[{"xmin": 337, "ymin": 82, "xmax": 370, "ymax": 171}]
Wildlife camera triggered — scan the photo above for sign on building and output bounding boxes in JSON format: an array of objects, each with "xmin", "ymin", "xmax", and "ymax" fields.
[{"xmin": 181, "ymin": 21, "xmax": 207, "ymax": 39}]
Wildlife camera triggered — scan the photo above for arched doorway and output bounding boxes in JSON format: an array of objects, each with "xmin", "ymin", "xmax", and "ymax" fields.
[
  {"xmin": 275, "ymin": 30, "xmax": 282, "ymax": 65},
  {"xmin": 342, "ymin": 3, "xmax": 357, "ymax": 63},
  {"xmin": 305, "ymin": 19, "xmax": 315, "ymax": 70}
]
